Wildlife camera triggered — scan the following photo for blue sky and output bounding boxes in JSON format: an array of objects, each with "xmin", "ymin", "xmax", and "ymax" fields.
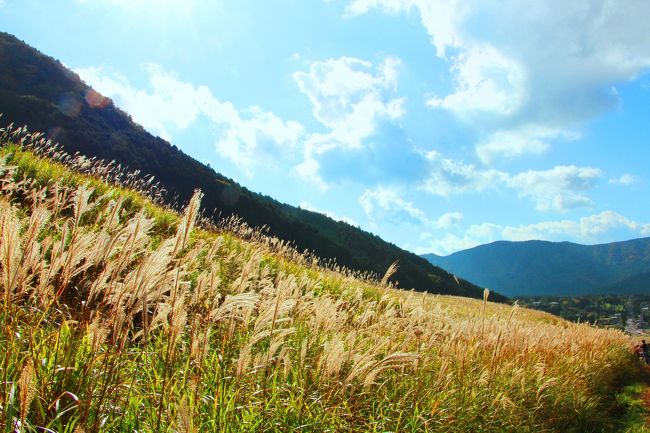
[{"xmin": 2, "ymin": 0, "xmax": 649, "ymax": 255}]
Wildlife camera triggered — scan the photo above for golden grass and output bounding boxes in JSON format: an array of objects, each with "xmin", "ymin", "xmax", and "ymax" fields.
[{"xmin": 0, "ymin": 126, "xmax": 644, "ymax": 432}]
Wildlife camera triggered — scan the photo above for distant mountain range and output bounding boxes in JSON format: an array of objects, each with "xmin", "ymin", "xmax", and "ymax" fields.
[
  {"xmin": 0, "ymin": 31, "xmax": 505, "ymax": 301},
  {"xmin": 422, "ymin": 238, "xmax": 650, "ymax": 296}
]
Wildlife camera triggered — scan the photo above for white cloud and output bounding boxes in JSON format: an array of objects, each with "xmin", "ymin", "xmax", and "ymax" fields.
[
  {"xmin": 299, "ymin": 201, "xmax": 359, "ymax": 226},
  {"xmin": 294, "ymin": 56, "xmax": 403, "ymax": 150},
  {"xmin": 502, "ymin": 211, "xmax": 650, "ymax": 241},
  {"xmin": 359, "ymin": 186, "xmax": 462, "ymax": 229},
  {"xmin": 346, "ymin": 0, "xmax": 466, "ymax": 58},
  {"xmin": 413, "ymin": 222, "xmax": 502, "ymax": 255},
  {"xmin": 418, "ymin": 148, "xmax": 603, "ymax": 212},
  {"xmin": 75, "ymin": 64, "xmax": 304, "ymax": 174},
  {"xmin": 359, "ymin": 186, "xmax": 429, "ymax": 226},
  {"xmin": 418, "ymin": 150, "xmax": 508, "ymax": 196},
  {"xmin": 346, "ymin": 0, "xmax": 650, "ymax": 163},
  {"xmin": 415, "ymin": 211, "xmax": 650, "ymax": 255},
  {"xmin": 434, "ymin": 211, "xmax": 464, "ymax": 229},
  {"xmin": 507, "ymin": 165, "xmax": 602, "ymax": 212},
  {"xmin": 609, "ymin": 173, "xmax": 639, "ymax": 186},
  {"xmin": 208, "ymin": 105, "xmax": 304, "ymax": 173},
  {"xmin": 293, "ymin": 56, "xmax": 405, "ymax": 186},
  {"xmin": 427, "ymin": 44, "xmax": 526, "ymax": 118},
  {"xmin": 294, "ymin": 157, "xmax": 328, "ymax": 191},
  {"xmin": 475, "ymin": 125, "xmax": 580, "ymax": 165},
  {"xmin": 415, "ymin": 148, "xmax": 607, "ymax": 212}
]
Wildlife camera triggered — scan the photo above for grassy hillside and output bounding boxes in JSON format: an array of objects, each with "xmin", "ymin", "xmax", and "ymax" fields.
[
  {"xmin": 0, "ymin": 31, "xmax": 500, "ymax": 301},
  {"xmin": 423, "ymin": 239, "xmax": 650, "ymax": 297},
  {"xmin": 0, "ymin": 126, "xmax": 646, "ymax": 432}
]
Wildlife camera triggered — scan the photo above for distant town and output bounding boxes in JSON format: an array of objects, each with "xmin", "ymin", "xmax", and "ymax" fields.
[{"xmin": 515, "ymin": 295, "xmax": 650, "ymax": 334}]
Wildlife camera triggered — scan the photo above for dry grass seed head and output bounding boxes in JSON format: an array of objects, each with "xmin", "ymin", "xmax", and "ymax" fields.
[
  {"xmin": 101, "ymin": 196, "xmax": 125, "ymax": 232},
  {"xmin": 318, "ymin": 335, "xmax": 347, "ymax": 379},
  {"xmin": 253, "ymin": 293, "xmax": 296, "ymax": 334},
  {"xmin": 71, "ymin": 185, "xmax": 95, "ymax": 227},
  {"xmin": 259, "ymin": 328, "xmax": 296, "ymax": 370},
  {"xmin": 176, "ymin": 397, "xmax": 195, "ymax": 433},
  {"xmin": 190, "ymin": 319, "xmax": 211, "ymax": 366},
  {"xmin": 19, "ymin": 357, "xmax": 36, "ymax": 425},
  {"xmin": 0, "ymin": 200, "xmax": 24, "ymax": 301},
  {"xmin": 174, "ymin": 189, "xmax": 203, "ymax": 256},
  {"xmin": 230, "ymin": 249, "xmax": 265, "ymax": 294},
  {"xmin": 209, "ymin": 292, "xmax": 260, "ymax": 323},
  {"xmin": 191, "ymin": 262, "xmax": 221, "ymax": 310},
  {"xmin": 362, "ymin": 352, "xmax": 419, "ymax": 388},
  {"xmin": 380, "ymin": 260, "xmax": 399, "ymax": 287},
  {"xmin": 86, "ymin": 315, "xmax": 109, "ymax": 353},
  {"xmin": 236, "ymin": 342, "xmax": 253, "ymax": 377}
]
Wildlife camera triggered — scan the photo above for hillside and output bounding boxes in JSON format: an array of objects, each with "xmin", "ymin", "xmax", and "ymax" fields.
[
  {"xmin": 423, "ymin": 238, "xmax": 650, "ymax": 296},
  {"xmin": 0, "ymin": 31, "xmax": 503, "ymax": 301},
  {"xmin": 0, "ymin": 128, "xmax": 643, "ymax": 432}
]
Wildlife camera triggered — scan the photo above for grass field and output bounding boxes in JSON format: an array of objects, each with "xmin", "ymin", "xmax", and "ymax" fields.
[{"xmin": 0, "ymin": 125, "xmax": 647, "ymax": 432}]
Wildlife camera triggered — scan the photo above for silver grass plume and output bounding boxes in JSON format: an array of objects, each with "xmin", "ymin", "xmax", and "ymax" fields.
[{"xmin": 380, "ymin": 260, "xmax": 399, "ymax": 287}]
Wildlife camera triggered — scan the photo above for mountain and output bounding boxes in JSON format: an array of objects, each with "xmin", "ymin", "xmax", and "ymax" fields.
[
  {"xmin": 422, "ymin": 238, "xmax": 650, "ymax": 296},
  {"xmin": 0, "ymin": 31, "xmax": 504, "ymax": 301}
]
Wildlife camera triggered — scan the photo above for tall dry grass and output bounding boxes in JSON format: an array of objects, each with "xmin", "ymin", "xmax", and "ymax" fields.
[{"xmin": 0, "ymin": 126, "xmax": 644, "ymax": 432}]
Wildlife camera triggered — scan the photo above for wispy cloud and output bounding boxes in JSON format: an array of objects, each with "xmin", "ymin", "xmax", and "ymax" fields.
[
  {"xmin": 609, "ymin": 173, "xmax": 639, "ymax": 186},
  {"xmin": 419, "ymin": 150, "xmax": 602, "ymax": 212},
  {"xmin": 476, "ymin": 126, "xmax": 580, "ymax": 166},
  {"xmin": 502, "ymin": 211, "xmax": 650, "ymax": 241},
  {"xmin": 359, "ymin": 186, "xmax": 463, "ymax": 229},
  {"xmin": 294, "ymin": 56, "xmax": 402, "ymax": 141},
  {"xmin": 345, "ymin": 0, "xmax": 465, "ymax": 58},
  {"xmin": 359, "ymin": 186, "xmax": 430, "ymax": 226},
  {"xmin": 418, "ymin": 150, "xmax": 508, "ymax": 197},
  {"xmin": 434, "ymin": 211, "xmax": 464, "ymax": 229}
]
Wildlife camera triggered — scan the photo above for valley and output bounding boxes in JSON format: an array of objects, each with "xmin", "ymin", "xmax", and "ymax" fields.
[{"xmin": 516, "ymin": 295, "xmax": 650, "ymax": 334}]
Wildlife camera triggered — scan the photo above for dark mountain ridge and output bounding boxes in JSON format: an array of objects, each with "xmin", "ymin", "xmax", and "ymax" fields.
[
  {"xmin": 423, "ymin": 238, "xmax": 650, "ymax": 296},
  {"xmin": 0, "ymin": 31, "xmax": 505, "ymax": 301}
]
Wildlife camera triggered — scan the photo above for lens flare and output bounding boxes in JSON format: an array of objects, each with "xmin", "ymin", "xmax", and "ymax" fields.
[{"xmin": 85, "ymin": 89, "xmax": 110, "ymax": 109}]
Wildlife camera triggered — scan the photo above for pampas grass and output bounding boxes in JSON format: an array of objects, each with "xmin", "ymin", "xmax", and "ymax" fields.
[{"xmin": 0, "ymin": 125, "xmax": 644, "ymax": 432}]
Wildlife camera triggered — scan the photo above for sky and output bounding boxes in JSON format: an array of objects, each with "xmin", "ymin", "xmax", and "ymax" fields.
[{"xmin": 2, "ymin": 0, "xmax": 650, "ymax": 255}]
